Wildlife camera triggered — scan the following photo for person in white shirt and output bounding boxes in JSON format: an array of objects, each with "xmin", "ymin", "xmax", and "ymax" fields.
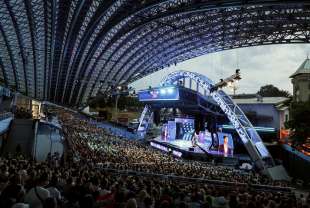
[
  {"xmin": 24, "ymin": 173, "xmax": 50, "ymax": 208},
  {"xmin": 46, "ymin": 176, "xmax": 61, "ymax": 202}
]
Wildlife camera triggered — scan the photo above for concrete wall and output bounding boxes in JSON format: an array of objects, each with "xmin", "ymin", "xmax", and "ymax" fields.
[{"xmin": 292, "ymin": 74, "xmax": 310, "ymax": 102}]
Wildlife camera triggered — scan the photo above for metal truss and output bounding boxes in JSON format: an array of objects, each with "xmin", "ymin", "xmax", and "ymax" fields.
[
  {"xmin": 0, "ymin": 0, "xmax": 309, "ymax": 104},
  {"xmin": 161, "ymin": 70, "xmax": 275, "ymax": 171}
]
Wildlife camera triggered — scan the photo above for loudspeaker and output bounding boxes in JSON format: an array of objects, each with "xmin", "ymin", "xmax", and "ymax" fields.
[{"xmin": 189, "ymin": 147, "xmax": 195, "ymax": 151}]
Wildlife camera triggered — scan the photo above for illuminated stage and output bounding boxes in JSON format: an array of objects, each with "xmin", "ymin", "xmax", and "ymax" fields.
[
  {"xmin": 138, "ymin": 71, "xmax": 289, "ymax": 179},
  {"xmin": 152, "ymin": 136, "xmax": 233, "ymax": 156},
  {"xmin": 162, "ymin": 139, "xmax": 210, "ymax": 153},
  {"xmin": 150, "ymin": 137, "xmax": 239, "ymax": 164},
  {"xmin": 148, "ymin": 116, "xmax": 236, "ymax": 160}
]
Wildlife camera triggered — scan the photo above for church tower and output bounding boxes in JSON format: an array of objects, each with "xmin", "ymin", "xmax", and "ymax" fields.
[{"xmin": 290, "ymin": 57, "xmax": 310, "ymax": 102}]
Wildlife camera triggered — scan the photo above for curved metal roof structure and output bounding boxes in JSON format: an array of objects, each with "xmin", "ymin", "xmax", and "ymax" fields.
[{"xmin": 0, "ymin": 0, "xmax": 310, "ymax": 106}]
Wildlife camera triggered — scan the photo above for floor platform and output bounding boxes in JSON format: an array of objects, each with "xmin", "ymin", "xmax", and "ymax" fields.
[{"xmin": 151, "ymin": 136, "xmax": 250, "ymax": 162}]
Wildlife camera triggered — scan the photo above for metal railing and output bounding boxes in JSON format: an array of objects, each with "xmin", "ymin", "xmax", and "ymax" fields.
[{"xmin": 0, "ymin": 112, "xmax": 13, "ymax": 121}]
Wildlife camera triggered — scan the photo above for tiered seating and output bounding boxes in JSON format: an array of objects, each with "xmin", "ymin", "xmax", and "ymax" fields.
[{"xmin": 0, "ymin": 109, "xmax": 307, "ymax": 208}]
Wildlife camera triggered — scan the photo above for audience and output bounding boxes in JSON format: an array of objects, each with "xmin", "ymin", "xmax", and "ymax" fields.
[
  {"xmin": 14, "ymin": 108, "xmax": 32, "ymax": 119},
  {"xmin": 60, "ymin": 111, "xmax": 277, "ymax": 186},
  {"xmin": 0, "ymin": 109, "xmax": 307, "ymax": 208}
]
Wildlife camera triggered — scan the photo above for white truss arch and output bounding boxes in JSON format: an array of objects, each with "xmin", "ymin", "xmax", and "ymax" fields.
[{"xmin": 161, "ymin": 70, "xmax": 274, "ymax": 171}]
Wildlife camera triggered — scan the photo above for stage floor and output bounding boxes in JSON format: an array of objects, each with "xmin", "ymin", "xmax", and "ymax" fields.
[{"xmin": 153, "ymin": 137, "xmax": 231, "ymax": 156}]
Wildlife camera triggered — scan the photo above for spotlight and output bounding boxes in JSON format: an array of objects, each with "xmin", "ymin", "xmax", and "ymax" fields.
[
  {"xmin": 167, "ymin": 88, "xmax": 174, "ymax": 94},
  {"xmin": 160, "ymin": 88, "xmax": 166, "ymax": 95}
]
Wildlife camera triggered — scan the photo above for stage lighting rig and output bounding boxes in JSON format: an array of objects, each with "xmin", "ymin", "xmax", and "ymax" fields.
[{"xmin": 210, "ymin": 69, "xmax": 241, "ymax": 93}]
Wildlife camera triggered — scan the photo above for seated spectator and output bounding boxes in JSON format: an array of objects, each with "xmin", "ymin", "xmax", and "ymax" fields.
[
  {"xmin": 0, "ymin": 108, "xmax": 301, "ymax": 208},
  {"xmin": 0, "ymin": 174, "xmax": 25, "ymax": 208},
  {"xmin": 46, "ymin": 176, "xmax": 61, "ymax": 203}
]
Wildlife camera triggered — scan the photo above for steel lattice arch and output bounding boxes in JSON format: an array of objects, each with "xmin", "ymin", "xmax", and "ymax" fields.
[
  {"xmin": 160, "ymin": 70, "xmax": 274, "ymax": 170},
  {"xmin": 0, "ymin": 0, "xmax": 310, "ymax": 105}
]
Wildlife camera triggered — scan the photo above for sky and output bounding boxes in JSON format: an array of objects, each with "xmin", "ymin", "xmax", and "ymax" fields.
[{"xmin": 130, "ymin": 44, "xmax": 310, "ymax": 95}]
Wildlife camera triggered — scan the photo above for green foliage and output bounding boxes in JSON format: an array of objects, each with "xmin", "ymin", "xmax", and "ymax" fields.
[
  {"xmin": 257, "ymin": 84, "xmax": 291, "ymax": 97},
  {"xmin": 285, "ymin": 101, "xmax": 310, "ymax": 145}
]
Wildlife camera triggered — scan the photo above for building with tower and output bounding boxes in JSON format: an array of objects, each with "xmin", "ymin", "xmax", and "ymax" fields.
[{"xmin": 290, "ymin": 57, "xmax": 310, "ymax": 102}]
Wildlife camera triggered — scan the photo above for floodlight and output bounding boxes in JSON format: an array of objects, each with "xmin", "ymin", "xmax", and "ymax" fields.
[
  {"xmin": 167, "ymin": 88, "xmax": 174, "ymax": 94},
  {"xmin": 160, "ymin": 89, "xmax": 166, "ymax": 95}
]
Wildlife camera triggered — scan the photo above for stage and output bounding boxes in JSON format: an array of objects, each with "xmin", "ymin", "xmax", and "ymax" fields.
[{"xmin": 151, "ymin": 136, "xmax": 235, "ymax": 157}]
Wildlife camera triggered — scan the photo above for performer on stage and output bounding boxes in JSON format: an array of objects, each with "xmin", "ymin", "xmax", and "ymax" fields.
[{"xmin": 191, "ymin": 131, "xmax": 198, "ymax": 147}]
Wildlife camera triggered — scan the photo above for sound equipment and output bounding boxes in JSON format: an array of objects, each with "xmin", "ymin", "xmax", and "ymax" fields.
[{"xmin": 189, "ymin": 147, "xmax": 195, "ymax": 151}]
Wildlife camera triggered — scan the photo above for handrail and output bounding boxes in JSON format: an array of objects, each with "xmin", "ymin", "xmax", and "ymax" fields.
[{"xmin": 0, "ymin": 112, "xmax": 13, "ymax": 121}]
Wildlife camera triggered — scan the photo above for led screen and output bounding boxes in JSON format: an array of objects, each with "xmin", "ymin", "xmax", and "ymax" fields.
[
  {"xmin": 138, "ymin": 87, "xmax": 179, "ymax": 101},
  {"xmin": 218, "ymin": 132, "xmax": 234, "ymax": 155},
  {"xmin": 175, "ymin": 118, "xmax": 194, "ymax": 140}
]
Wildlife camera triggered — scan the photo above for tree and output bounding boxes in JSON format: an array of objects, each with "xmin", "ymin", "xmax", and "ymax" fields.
[
  {"xmin": 285, "ymin": 102, "xmax": 310, "ymax": 145},
  {"xmin": 257, "ymin": 84, "xmax": 291, "ymax": 97}
]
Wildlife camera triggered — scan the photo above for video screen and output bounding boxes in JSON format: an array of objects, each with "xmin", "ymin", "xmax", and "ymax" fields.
[
  {"xmin": 161, "ymin": 121, "xmax": 177, "ymax": 141},
  {"xmin": 161, "ymin": 124, "xmax": 168, "ymax": 141},
  {"xmin": 198, "ymin": 131, "xmax": 213, "ymax": 149},
  {"xmin": 175, "ymin": 118, "xmax": 194, "ymax": 140},
  {"xmin": 167, "ymin": 121, "xmax": 176, "ymax": 141},
  {"xmin": 218, "ymin": 132, "xmax": 234, "ymax": 155},
  {"xmin": 138, "ymin": 87, "xmax": 179, "ymax": 101}
]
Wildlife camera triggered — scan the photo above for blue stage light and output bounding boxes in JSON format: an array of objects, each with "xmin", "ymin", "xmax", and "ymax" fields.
[
  {"xmin": 167, "ymin": 88, "xmax": 174, "ymax": 94},
  {"xmin": 160, "ymin": 89, "xmax": 167, "ymax": 95}
]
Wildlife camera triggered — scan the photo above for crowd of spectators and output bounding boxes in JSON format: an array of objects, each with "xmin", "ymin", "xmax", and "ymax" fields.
[
  {"xmin": 0, "ymin": 155, "xmax": 307, "ymax": 208},
  {"xmin": 0, "ymin": 109, "xmax": 308, "ymax": 208},
  {"xmin": 60, "ymin": 111, "xmax": 281, "ymax": 186}
]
